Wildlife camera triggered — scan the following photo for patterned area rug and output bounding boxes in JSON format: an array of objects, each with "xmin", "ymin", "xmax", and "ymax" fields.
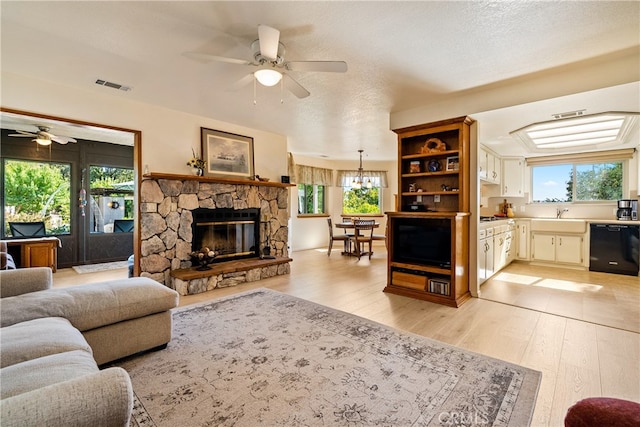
[
  {"xmin": 120, "ymin": 289, "xmax": 541, "ymax": 426},
  {"xmin": 72, "ymin": 260, "xmax": 128, "ymax": 274}
]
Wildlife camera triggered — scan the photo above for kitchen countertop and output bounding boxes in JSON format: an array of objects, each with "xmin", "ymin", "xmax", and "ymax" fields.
[{"xmin": 480, "ymin": 217, "xmax": 640, "ymax": 227}]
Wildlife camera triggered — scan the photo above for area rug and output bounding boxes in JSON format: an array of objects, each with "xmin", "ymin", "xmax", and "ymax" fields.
[
  {"xmin": 119, "ymin": 289, "xmax": 541, "ymax": 426},
  {"xmin": 72, "ymin": 260, "xmax": 128, "ymax": 274}
]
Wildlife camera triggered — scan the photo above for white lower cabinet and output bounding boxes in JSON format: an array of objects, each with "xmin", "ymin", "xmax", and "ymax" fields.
[
  {"xmin": 478, "ymin": 229, "xmax": 494, "ymax": 285},
  {"xmin": 531, "ymin": 233, "xmax": 584, "ymax": 265},
  {"xmin": 515, "ymin": 220, "xmax": 530, "ymax": 260}
]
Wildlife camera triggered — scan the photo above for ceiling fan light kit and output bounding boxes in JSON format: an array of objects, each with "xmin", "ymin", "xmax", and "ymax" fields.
[
  {"xmin": 34, "ymin": 137, "xmax": 52, "ymax": 146},
  {"xmin": 254, "ymin": 68, "xmax": 282, "ymax": 87}
]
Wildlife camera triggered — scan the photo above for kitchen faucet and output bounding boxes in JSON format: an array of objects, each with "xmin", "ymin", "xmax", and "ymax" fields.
[{"xmin": 556, "ymin": 207, "xmax": 569, "ymax": 218}]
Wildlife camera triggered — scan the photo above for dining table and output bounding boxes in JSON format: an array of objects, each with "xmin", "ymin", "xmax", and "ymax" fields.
[{"xmin": 334, "ymin": 221, "xmax": 380, "ymax": 256}]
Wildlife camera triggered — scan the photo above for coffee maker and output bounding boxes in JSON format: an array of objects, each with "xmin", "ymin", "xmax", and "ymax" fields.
[{"xmin": 617, "ymin": 199, "xmax": 639, "ymax": 220}]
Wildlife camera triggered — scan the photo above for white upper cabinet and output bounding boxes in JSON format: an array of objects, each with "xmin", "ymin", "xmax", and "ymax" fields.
[
  {"xmin": 479, "ymin": 146, "xmax": 500, "ymax": 184},
  {"xmin": 501, "ymin": 157, "xmax": 525, "ymax": 197}
]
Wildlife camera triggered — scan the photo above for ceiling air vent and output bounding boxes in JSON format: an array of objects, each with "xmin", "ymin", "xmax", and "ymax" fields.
[
  {"xmin": 552, "ymin": 109, "xmax": 585, "ymax": 120},
  {"xmin": 95, "ymin": 79, "xmax": 132, "ymax": 92}
]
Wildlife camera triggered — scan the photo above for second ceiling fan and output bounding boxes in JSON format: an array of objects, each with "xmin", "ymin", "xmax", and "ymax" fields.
[{"xmin": 187, "ymin": 24, "xmax": 347, "ymax": 99}]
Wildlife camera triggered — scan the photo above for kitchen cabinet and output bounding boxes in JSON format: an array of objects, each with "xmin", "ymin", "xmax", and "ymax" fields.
[
  {"xmin": 501, "ymin": 157, "xmax": 525, "ymax": 197},
  {"xmin": 492, "ymin": 223, "xmax": 514, "ymax": 272},
  {"xmin": 531, "ymin": 233, "xmax": 584, "ymax": 265},
  {"xmin": 479, "ymin": 146, "xmax": 500, "ymax": 184},
  {"xmin": 478, "ymin": 227, "xmax": 494, "ymax": 284},
  {"xmin": 515, "ymin": 219, "xmax": 530, "ymax": 260}
]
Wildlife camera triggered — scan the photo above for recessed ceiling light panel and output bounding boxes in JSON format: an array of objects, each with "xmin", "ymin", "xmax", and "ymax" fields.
[{"xmin": 510, "ymin": 112, "xmax": 639, "ymax": 153}]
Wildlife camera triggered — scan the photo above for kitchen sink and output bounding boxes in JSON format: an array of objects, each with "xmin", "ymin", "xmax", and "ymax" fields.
[{"xmin": 530, "ymin": 218, "xmax": 587, "ymax": 233}]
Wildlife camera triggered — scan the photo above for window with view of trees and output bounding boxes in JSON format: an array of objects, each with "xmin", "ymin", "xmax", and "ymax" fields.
[
  {"xmin": 3, "ymin": 159, "xmax": 71, "ymax": 236},
  {"xmin": 89, "ymin": 166, "xmax": 134, "ymax": 233},
  {"xmin": 343, "ymin": 184, "xmax": 381, "ymax": 214},
  {"xmin": 531, "ymin": 162, "xmax": 623, "ymax": 203},
  {"xmin": 298, "ymin": 184, "xmax": 325, "ymax": 214}
]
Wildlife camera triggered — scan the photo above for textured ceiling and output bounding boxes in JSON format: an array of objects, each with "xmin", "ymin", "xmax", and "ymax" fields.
[{"xmin": 1, "ymin": 1, "xmax": 638, "ymax": 160}]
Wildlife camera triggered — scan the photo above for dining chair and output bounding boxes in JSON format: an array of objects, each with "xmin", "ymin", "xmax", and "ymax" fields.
[
  {"xmin": 353, "ymin": 219, "xmax": 375, "ymax": 260},
  {"xmin": 113, "ymin": 219, "xmax": 134, "ymax": 233},
  {"xmin": 9, "ymin": 221, "xmax": 46, "ymax": 238},
  {"xmin": 371, "ymin": 223, "xmax": 387, "ymax": 248},
  {"xmin": 327, "ymin": 218, "xmax": 351, "ymax": 256}
]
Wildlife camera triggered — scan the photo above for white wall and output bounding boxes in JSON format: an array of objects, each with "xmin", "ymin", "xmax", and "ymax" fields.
[
  {"xmin": 289, "ymin": 154, "xmax": 397, "ymax": 252},
  {"xmin": 1, "ymin": 72, "xmax": 288, "ymax": 180},
  {"xmin": 390, "ymin": 49, "xmax": 640, "ymax": 131}
]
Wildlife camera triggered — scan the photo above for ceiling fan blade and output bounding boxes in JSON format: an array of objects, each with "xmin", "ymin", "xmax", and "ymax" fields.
[
  {"xmin": 51, "ymin": 135, "xmax": 77, "ymax": 144},
  {"xmin": 284, "ymin": 74, "xmax": 310, "ymax": 99},
  {"xmin": 286, "ymin": 61, "xmax": 348, "ymax": 73},
  {"xmin": 229, "ymin": 74, "xmax": 255, "ymax": 91},
  {"xmin": 183, "ymin": 52, "xmax": 251, "ymax": 66},
  {"xmin": 8, "ymin": 130, "xmax": 36, "ymax": 137},
  {"xmin": 258, "ymin": 25, "xmax": 280, "ymax": 60}
]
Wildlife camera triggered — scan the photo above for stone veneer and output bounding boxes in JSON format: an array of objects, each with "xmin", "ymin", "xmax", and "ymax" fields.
[{"xmin": 139, "ymin": 177, "xmax": 290, "ymax": 291}]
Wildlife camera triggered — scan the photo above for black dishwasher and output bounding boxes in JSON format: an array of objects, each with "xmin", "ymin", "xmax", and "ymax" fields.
[{"xmin": 589, "ymin": 223, "xmax": 639, "ymax": 276}]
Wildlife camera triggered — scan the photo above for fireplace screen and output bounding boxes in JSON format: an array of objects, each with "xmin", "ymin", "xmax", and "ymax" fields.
[{"xmin": 192, "ymin": 208, "xmax": 260, "ymax": 262}]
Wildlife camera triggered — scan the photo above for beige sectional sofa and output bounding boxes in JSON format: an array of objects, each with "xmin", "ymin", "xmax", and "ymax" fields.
[{"xmin": 0, "ymin": 267, "xmax": 179, "ymax": 427}]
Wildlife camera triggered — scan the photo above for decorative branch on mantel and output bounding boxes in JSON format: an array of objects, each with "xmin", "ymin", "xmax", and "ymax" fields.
[{"xmin": 142, "ymin": 172, "xmax": 295, "ymax": 188}]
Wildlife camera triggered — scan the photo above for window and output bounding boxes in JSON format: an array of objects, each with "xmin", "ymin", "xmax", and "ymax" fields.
[
  {"xmin": 298, "ymin": 184, "xmax": 325, "ymax": 214},
  {"xmin": 3, "ymin": 159, "xmax": 71, "ymax": 236},
  {"xmin": 532, "ymin": 161, "xmax": 623, "ymax": 203},
  {"xmin": 342, "ymin": 177, "xmax": 382, "ymax": 214},
  {"xmin": 89, "ymin": 166, "xmax": 134, "ymax": 233}
]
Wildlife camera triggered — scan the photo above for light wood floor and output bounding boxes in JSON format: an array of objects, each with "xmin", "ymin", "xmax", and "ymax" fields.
[
  {"xmin": 481, "ymin": 262, "xmax": 640, "ymax": 333},
  {"xmin": 53, "ymin": 244, "xmax": 640, "ymax": 427}
]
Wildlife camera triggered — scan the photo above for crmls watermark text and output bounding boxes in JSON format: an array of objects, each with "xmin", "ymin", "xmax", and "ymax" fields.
[{"xmin": 438, "ymin": 411, "xmax": 490, "ymax": 425}]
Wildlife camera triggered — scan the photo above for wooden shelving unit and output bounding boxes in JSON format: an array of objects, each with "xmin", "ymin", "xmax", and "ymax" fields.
[
  {"xmin": 385, "ymin": 116, "xmax": 474, "ymax": 307},
  {"xmin": 384, "ymin": 211, "xmax": 470, "ymax": 307},
  {"xmin": 393, "ymin": 116, "xmax": 473, "ymax": 213}
]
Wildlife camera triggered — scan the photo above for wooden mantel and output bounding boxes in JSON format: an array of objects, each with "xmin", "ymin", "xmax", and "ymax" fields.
[{"xmin": 143, "ymin": 172, "xmax": 295, "ymax": 188}]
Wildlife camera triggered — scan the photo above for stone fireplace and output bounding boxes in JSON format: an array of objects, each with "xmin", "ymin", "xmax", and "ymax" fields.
[
  {"xmin": 139, "ymin": 175, "xmax": 291, "ymax": 294},
  {"xmin": 192, "ymin": 207, "xmax": 260, "ymax": 261}
]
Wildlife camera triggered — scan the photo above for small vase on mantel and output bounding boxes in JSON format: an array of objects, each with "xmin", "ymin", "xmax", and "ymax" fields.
[{"xmin": 193, "ymin": 168, "xmax": 203, "ymax": 176}]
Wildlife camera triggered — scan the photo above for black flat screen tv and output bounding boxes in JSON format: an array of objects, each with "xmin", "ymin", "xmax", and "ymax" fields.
[{"xmin": 392, "ymin": 217, "xmax": 451, "ymax": 269}]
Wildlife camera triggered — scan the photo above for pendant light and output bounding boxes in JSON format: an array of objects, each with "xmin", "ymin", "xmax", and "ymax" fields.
[{"xmin": 351, "ymin": 149, "xmax": 372, "ymax": 190}]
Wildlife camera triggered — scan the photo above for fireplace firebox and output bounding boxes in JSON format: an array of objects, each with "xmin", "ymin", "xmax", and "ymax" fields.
[{"xmin": 192, "ymin": 208, "xmax": 260, "ymax": 262}]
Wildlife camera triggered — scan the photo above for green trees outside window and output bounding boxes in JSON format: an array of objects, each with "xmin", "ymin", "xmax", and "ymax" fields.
[
  {"xmin": 343, "ymin": 187, "xmax": 381, "ymax": 214},
  {"xmin": 298, "ymin": 184, "xmax": 325, "ymax": 214},
  {"xmin": 532, "ymin": 162, "xmax": 623, "ymax": 203},
  {"xmin": 3, "ymin": 159, "xmax": 71, "ymax": 235},
  {"xmin": 90, "ymin": 166, "xmax": 134, "ymax": 233}
]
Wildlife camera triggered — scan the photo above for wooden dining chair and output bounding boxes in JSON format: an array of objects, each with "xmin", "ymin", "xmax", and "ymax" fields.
[
  {"xmin": 353, "ymin": 219, "xmax": 375, "ymax": 260},
  {"xmin": 371, "ymin": 223, "xmax": 387, "ymax": 248},
  {"xmin": 327, "ymin": 218, "xmax": 351, "ymax": 256}
]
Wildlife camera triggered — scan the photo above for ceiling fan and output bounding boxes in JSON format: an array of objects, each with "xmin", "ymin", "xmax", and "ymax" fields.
[
  {"xmin": 185, "ymin": 24, "xmax": 347, "ymax": 98},
  {"xmin": 9, "ymin": 125, "xmax": 77, "ymax": 145}
]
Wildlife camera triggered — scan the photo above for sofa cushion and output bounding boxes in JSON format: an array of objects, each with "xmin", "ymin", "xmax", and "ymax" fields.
[
  {"xmin": 0, "ymin": 350, "xmax": 98, "ymax": 399},
  {"xmin": 0, "ymin": 367, "xmax": 133, "ymax": 427},
  {"xmin": 0, "ymin": 267, "xmax": 52, "ymax": 298},
  {"xmin": 0, "ymin": 277, "xmax": 178, "ymax": 330},
  {"xmin": 0, "ymin": 317, "xmax": 92, "ymax": 368}
]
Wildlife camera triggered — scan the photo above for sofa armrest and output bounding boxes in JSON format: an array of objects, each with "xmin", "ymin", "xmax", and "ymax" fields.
[
  {"xmin": 0, "ymin": 367, "xmax": 133, "ymax": 427},
  {"xmin": 0, "ymin": 267, "xmax": 53, "ymax": 298}
]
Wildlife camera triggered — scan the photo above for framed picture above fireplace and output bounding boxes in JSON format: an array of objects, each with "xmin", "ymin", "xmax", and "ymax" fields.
[{"xmin": 201, "ymin": 127, "xmax": 254, "ymax": 179}]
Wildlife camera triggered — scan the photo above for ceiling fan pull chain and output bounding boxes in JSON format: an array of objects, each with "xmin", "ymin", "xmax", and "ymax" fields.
[
  {"xmin": 253, "ymin": 76, "xmax": 257, "ymax": 105},
  {"xmin": 280, "ymin": 78, "xmax": 284, "ymax": 104}
]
